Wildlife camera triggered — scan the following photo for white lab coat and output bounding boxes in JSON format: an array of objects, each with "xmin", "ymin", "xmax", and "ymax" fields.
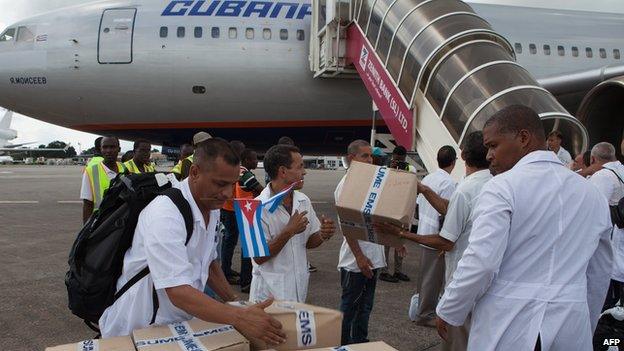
[
  {"xmin": 555, "ymin": 146, "xmax": 572, "ymax": 165},
  {"xmin": 590, "ymin": 161, "xmax": 624, "ymax": 282},
  {"xmin": 436, "ymin": 151, "xmax": 613, "ymax": 351},
  {"xmin": 249, "ymin": 186, "xmax": 321, "ymax": 303}
]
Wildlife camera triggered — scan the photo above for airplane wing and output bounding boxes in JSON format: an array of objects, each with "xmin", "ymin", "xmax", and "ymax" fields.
[
  {"xmin": 0, "ymin": 147, "xmax": 69, "ymax": 153},
  {"xmin": 1, "ymin": 142, "xmax": 36, "ymax": 149},
  {"xmin": 538, "ymin": 65, "xmax": 624, "ymax": 96}
]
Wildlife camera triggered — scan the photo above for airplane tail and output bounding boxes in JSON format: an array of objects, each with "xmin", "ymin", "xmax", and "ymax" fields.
[{"xmin": 0, "ymin": 110, "xmax": 13, "ymax": 130}]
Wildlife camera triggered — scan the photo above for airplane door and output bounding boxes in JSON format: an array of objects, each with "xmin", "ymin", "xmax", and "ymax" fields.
[{"xmin": 98, "ymin": 8, "xmax": 137, "ymax": 64}]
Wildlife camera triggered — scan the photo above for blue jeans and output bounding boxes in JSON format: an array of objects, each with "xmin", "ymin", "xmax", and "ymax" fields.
[
  {"xmin": 220, "ymin": 209, "xmax": 252, "ymax": 288},
  {"xmin": 220, "ymin": 210, "xmax": 239, "ymax": 278},
  {"xmin": 340, "ymin": 268, "xmax": 379, "ymax": 345}
]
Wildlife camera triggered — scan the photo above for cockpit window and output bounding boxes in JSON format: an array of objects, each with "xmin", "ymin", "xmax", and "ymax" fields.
[
  {"xmin": 0, "ymin": 28, "xmax": 16, "ymax": 42},
  {"xmin": 17, "ymin": 26, "xmax": 35, "ymax": 42}
]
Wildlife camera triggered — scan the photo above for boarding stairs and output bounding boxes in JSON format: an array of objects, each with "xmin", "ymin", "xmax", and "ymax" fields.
[{"xmin": 310, "ymin": 0, "xmax": 589, "ymax": 177}]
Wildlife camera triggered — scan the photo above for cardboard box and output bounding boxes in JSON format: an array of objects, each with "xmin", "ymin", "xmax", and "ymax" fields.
[
  {"xmin": 305, "ymin": 341, "xmax": 398, "ymax": 350},
  {"xmin": 45, "ymin": 336, "xmax": 136, "ymax": 351},
  {"xmin": 229, "ymin": 301, "xmax": 342, "ymax": 350},
  {"xmin": 132, "ymin": 319, "xmax": 249, "ymax": 351},
  {"xmin": 335, "ymin": 161, "xmax": 418, "ymax": 248}
]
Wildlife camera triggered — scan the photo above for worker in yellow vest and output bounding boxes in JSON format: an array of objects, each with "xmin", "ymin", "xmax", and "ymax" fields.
[
  {"xmin": 172, "ymin": 132, "xmax": 212, "ymax": 180},
  {"xmin": 171, "ymin": 143, "xmax": 194, "ymax": 180},
  {"xmin": 86, "ymin": 137, "xmax": 104, "ymax": 168},
  {"xmin": 124, "ymin": 139, "xmax": 156, "ymax": 174},
  {"xmin": 80, "ymin": 136, "xmax": 125, "ymax": 223}
]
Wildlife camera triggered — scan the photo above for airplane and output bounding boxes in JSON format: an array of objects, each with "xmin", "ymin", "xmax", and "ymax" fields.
[
  {"xmin": 0, "ymin": 109, "xmax": 71, "ymax": 155},
  {"xmin": 0, "ymin": 0, "xmax": 623, "ymax": 156},
  {"xmin": 0, "ymin": 155, "xmax": 14, "ymax": 164}
]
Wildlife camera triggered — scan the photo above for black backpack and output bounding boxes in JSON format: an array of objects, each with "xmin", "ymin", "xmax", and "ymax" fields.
[
  {"xmin": 605, "ymin": 168, "xmax": 624, "ymax": 229},
  {"xmin": 65, "ymin": 172, "xmax": 194, "ymax": 331}
]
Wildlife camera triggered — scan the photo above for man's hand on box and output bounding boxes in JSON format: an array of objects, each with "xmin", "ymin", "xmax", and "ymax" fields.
[
  {"xmin": 285, "ymin": 210, "xmax": 309, "ymax": 237},
  {"xmin": 374, "ymin": 222, "xmax": 404, "ymax": 237},
  {"xmin": 236, "ymin": 298, "xmax": 286, "ymax": 346},
  {"xmin": 355, "ymin": 253, "xmax": 375, "ymax": 279},
  {"xmin": 319, "ymin": 215, "xmax": 336, "ymax": 241}
]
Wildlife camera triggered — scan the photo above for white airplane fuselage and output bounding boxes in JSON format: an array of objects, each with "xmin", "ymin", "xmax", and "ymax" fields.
[{"xmin": 1, "ymin": 0, "xmax": 624, "ymax": 153}]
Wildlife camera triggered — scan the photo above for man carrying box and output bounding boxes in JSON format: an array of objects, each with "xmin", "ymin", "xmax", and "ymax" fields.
[
  {"xmin": 335, "ymin": 140, "xmax": 386, "ymax": 345},
  {"xmin": 379, "ymin": 145, "xmax": 416, "ymax": 283},
  {"xmin": 410, "ymin": 146, "xmax": 457, "ymax": 327},
  {"xmin": 250, "ymin": 144, "xmax": 336, "ymax": 303},
  {"xmin": 99, "ymin": 139, "xmax": 285, "ymax": 346},
  {"xmin": 377, "ymin": 132, "xmax": 491, "ymax": 351}
]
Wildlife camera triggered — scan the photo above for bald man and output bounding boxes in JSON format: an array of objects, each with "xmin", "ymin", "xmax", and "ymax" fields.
[{"xmin": 435, "ymin": 105, "xmax": 612, "ymax": 351}]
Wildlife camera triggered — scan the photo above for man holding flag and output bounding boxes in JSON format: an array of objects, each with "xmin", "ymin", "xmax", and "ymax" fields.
[{"xmin": 245, "ymin": 144, "xmax": 336, "ymax": 303}]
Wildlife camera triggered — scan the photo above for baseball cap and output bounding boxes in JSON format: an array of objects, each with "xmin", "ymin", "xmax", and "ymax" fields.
[{"xmin": 193, "ymin": 131, "xmax": 212, "ymax": 146}]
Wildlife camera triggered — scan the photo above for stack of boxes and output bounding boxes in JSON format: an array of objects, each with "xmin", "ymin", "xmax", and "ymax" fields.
[
  {"xmin": 47, "ymin": 163, "xmax": 414, "ymax": 351},
  {"xmin": 45, "ymin": 302, "xmax": 398, "ymax": 351}
]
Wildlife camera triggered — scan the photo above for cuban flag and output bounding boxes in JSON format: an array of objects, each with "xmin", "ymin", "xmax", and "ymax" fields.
[{"xmin": 233, "ymin": 181, "xmax": 301, "ymax": 258}]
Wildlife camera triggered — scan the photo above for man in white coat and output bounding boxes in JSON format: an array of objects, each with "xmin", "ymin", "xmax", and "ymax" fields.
[
  {"xmin": 588, "ymin": 142, "xmax": 624, "ymax": 309},
  {"xmin": 378, "ymin": 131, "xmax": 492, "ymax": 351},
  {"xmin": 250, "ymin": 144, "xmax": 336, "ymax": 303},
  {"xmin": 436, "ymin": 105, "xmax": 613, "ymax": 351}
]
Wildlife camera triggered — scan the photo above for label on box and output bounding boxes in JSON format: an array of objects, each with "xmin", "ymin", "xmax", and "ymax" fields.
[
  {"xmin": 296, "ymin": 310, "xmax": 317, "ymax": 348},
  {"xmin": 77, "ymin": 340, "xmax": 98, "ymax": 351},
  {"xmin": 332, "ymin": 347, "xmax": 353, "ymax": 351},
  {"xmin": 169, "ymin": 322, "xmax": 208, "ymax": 351},
  {"xmin": 360, "ymin": 166, "xmax": 390, "ymax": 243},
  {"xmin": 134, "ymin": 321, "xmax": 235, "ymax": 349}
]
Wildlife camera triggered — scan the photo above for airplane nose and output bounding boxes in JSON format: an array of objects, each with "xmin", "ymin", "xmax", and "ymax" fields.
[{"xmin": 0, "ymin": 24, "xmax": 49, "ymax": 113}]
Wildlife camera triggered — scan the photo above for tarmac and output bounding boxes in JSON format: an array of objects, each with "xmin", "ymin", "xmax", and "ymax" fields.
[{"xmin": 0, "ymin": 165, "xmax": 440, "ymax": 351}]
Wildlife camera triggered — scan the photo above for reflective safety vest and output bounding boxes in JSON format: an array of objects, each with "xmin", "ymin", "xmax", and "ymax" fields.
[
  {"xmin": 86, "ymin": 156, "xmax": 104, "ymax": 168},
  {"xmin": 124, "ymin": 159, "xmax": 155, "ymax": 174},
  {"xmin": 171, "ymin": 155, "xmax": 193, "ymax": 174},
  {"xmin": 85, "ymin": 162, "xmax": 125, "ymax": 211}
]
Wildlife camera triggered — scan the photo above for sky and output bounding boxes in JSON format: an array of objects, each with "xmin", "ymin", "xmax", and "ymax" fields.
[{"xmin": 2, "ymin": 0, "xmax": 624, "ymax": 152}]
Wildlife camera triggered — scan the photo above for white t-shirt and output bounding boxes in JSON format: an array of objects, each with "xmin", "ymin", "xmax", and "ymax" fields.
[
  {"xmin": 250, "ymin": 186, "xmax": 321, "ymax": 303},
  {"xmin": 80, "ymin": 163, "xmax": 119, "ymax": 202},
  {"xmin": 439, "ymin": 169, "xmax": 492, "ymax": 284},
  {"xmin": 335, "ymin": 174, "xmax": 386, "ymax": 273},
  {"xmin": 416, "ymin": 169, "xmax": 457, "ymax": 249},
  {"xmin": 590, "ymin": 161, "xmax": 624, "ymax": 282},
  {"xmin": 555, "ymin": 147, "xmax": 572, "ymax": 165},
  {"xmin": 99, "ymin": 179, "xmax": 221, "ymax": 337}
]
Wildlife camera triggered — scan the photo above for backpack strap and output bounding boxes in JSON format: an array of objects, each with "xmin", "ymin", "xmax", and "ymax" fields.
[
  {"xmin": 606, "ymin": 167, "xmax": 624, "ymax": 185},
  {"xmin": 111, "ymin": 187, "xmax": 194, "ymax": 324},
  {"xmin": 161, "ymin": 187, "xmax": 194, "ymax": 244},
  {"xmin": 113, "ymin": 266, "xmax": 150, "ymax": 301}
]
